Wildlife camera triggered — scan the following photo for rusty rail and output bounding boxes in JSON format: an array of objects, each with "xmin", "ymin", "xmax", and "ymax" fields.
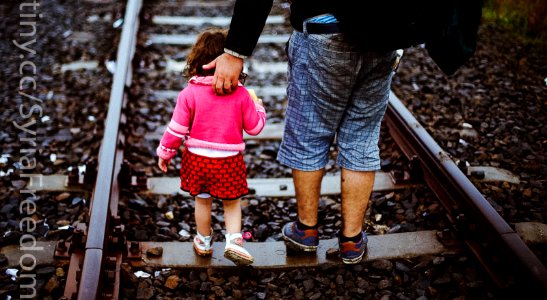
[
  {"xmin": 64, "ymin": 0, "xmax": 143, "ymax": 299},
  {"xmin": 384, "ymin": 91, "xmax": 547, "ymax": 294}
]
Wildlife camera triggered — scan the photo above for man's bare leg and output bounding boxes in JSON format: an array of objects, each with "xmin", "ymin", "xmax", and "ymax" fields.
[
  {"xmin": 340, "ymin": 168, "xmax": 375, "ymax": 237},
  {"xmin": 293, "ymin": 168, "xmax": 325, "ymax": 226}
]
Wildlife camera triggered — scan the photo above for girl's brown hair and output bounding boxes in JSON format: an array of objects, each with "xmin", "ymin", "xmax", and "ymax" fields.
[{"xmin": 183, "ymin": 28, "xmax": 227, "ymax": 79}]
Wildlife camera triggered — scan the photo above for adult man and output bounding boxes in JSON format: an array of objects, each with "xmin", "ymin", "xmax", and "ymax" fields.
[{"xmin": 203, "ymin": 0, "xmax": 481, "ymax": 264}]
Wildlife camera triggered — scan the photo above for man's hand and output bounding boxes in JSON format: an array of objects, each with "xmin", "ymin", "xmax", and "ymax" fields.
[
  {"xmin": 158, "ymin": 157, "xmax": 170, "ymax": 173},
  {"xmin": 203, "ymin": 52, "xmax": 244, "ymax": 95}
]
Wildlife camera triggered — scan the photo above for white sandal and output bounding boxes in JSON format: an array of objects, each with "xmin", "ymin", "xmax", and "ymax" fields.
[
  {"xmin": 193, "ymin": 229, "xmax": 213, "ymax": 256},
  {"xmin": 224, "ymin": 233, "xmax": 254, "ymax": 266}
]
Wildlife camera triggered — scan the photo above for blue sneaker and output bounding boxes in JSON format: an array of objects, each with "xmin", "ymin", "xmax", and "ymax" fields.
[
  {"xmin": 339, "ymin": 231, "xmax": 368, "ymax": 264},
  {"xmin": 282, "ymin": 221, "xmax": 319, "ymax": 252}
]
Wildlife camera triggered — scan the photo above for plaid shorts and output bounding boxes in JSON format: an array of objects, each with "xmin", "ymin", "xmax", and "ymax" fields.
[
  {"xmin": 180, "ymin": 148, "xmax": 248, "ymax": 200},
  {"xmin": 277, "ymin": 27, "xmax": 396, "ymax": 171}
]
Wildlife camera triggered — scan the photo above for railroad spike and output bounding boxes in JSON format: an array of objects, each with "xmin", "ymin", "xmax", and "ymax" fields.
[
  {"xmin": 409, "ymin": 155, "xmax": 423, "ymax": 180},
  {"xmin": 118, "ymin": 160, "xmax": 132, "ymax": 187},
  {"xmin": 102, "ymin": 292, "xmax": 113, "ymax": 300},
  {"xmin": 66, "ymin": 165, "xmax": 84, "ymax": 186},
  {"xmin": 389, "ymin": 168, "xmax": 411, "ymax": 184},
  {"xmin": 118, "ymin": 160, "xmax": 149, "ymax": 190},
  {"xmin": 55, "ymin": 240, "xmax": 72, "ymax": 258},
  {"xmin": 106, "ymin": 270, "xmax": 116, "ymax": 281},
  {"xmin": 436, "ymin": 229, "xmax": 462, "ymax": 247},
  {"xmin": 107, "ymin": 256, "xmax": 117, "ymax": 267},
  {"xmin": 57, "ymin": 239, "xmax": 68, "ymax": 252},
  {"xmin": 112, "ymin": 215, "xmax": 122, "ymax": 226},
  {"xmin": 84, "ymin": 159, "xmax": 98, "ymax": 186},
  {"xmin": 127, "ymin": 241, "xmax": 142, "ymax": 258}
]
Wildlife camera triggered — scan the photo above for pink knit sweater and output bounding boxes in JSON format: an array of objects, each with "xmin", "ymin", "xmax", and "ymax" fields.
[{"xmin": 156, "ymin": 76, "xmax": 266, "ymax": 160}]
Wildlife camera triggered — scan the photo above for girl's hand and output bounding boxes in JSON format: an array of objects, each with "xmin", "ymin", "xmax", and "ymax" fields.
[
  {"xmin": 158, "ymin": 158, "xmax": 170, "ymax": 173},
  {"xmin": 248, "ymin": 89, "xmax": 263, "ymax": 106}
]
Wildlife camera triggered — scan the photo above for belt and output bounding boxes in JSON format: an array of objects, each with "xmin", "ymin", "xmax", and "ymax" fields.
[{"xmin": 305, "ymin": 22, "xmax": 341, "ymax": 34}]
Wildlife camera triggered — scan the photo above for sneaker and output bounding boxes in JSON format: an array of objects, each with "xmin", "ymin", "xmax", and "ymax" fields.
[
  {"xmin": 224, "ymin": 233, "xmax": 254, "ymax": 266},
  {"xmin": 282, "ymin": 221, "xmax": 319, "ymax": 252},
  {"xmin": 339, "ymin": 231, "xmax": 368, "ymax": 264},
  {"xmin": 193, "ymin": 229, "xmax": 213, "ymax": 256}
]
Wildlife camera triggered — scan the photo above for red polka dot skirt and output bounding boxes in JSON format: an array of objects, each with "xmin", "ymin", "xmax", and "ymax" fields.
[{"xmin": 180, "ymin": 148, "xmax": 249, "ymax": 200}]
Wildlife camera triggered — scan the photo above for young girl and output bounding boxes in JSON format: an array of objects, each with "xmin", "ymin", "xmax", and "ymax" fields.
[{"xmin": 156, "ymin": 29, "xmax": 266, "ymax": 266}]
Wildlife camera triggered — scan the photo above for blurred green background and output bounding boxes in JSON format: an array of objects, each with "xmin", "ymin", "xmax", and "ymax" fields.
[{"xmin": 483, "ymin": 0, "xmax": 547, "ymax": 41}]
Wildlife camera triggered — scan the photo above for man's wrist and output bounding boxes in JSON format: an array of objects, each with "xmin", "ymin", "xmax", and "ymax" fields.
[{"xmin": 224, "ymin": 48, "xmax": 248, "ymax": 59}]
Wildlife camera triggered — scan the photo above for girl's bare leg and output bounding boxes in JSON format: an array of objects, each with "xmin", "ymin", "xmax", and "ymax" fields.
[
  {"xmin": 195, "ymin": 196, "xmax": 213, "ymax": 236},
  {"xmin": 222, "ymin": 199, "xmax": 242, "ymax": 234},
  {"xmin": 222, "ymin": 198, "xmax": 253, "ymax": 265}
]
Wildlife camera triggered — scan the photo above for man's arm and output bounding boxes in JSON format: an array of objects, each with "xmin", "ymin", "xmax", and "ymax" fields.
[
  {"xmin": 225, "ymin": 0, "xmax": 274, "ymax": 57},
  {"xmin": 203, "ymin": 0, "xmax": 273, "ymax": 95}
]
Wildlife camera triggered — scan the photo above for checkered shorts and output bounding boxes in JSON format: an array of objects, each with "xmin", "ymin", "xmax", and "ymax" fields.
[
  {"xmin": 180, "ymin": 148, "xmax": 248, "ymax": 200},
  {"xmin": 277, "ymin": 28, "xmax": 396, "ymax": 171}
]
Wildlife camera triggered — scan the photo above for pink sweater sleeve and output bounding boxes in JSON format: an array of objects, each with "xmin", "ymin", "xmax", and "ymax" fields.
[
  {"xmin": 242, "ymin": 95, "xmax": 266, "ymax": 136},
  {"xmin": 156, "ymin": 91, "xmax": 192, "ymax": 160}
]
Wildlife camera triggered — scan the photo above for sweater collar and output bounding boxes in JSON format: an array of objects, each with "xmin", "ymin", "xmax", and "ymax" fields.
[{"xmin": 189, "ymin": 75, "xmax": 244, "ymax": 86}]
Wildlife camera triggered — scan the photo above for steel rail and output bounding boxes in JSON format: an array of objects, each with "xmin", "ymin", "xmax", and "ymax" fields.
[
  {"xmin": 385, "ymin": 91, "xmax": 547, "ymax": 294},
  {"xmin": 75, "ymin": 0, "xmax": 143, "ymax": 299}
]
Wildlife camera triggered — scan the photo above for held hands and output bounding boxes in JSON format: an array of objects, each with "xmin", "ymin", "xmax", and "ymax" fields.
[
  {"xmin": 158, "ymin": 157, "xmax": 170, "ymax": 173},
  {"xmin": 202, "ymin": 53, "xmax": 244, "ymax": 95}
]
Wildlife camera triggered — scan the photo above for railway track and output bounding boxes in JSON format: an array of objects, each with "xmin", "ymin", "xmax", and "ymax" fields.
[{"xmin": 2, "ymin": 0, "xmax": 546, "ymax": 299}]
